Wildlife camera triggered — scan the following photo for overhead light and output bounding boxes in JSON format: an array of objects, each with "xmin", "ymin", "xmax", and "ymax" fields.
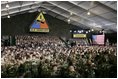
[
  {"xmin": 70, "ymin": 30, "xmax": 72, "ymax": 32},
  {"xmin": 86, "ymin": 31, "xmax": 88, "ymax": 34},
  {"xmin": 88, "ymin": 30, "xmax": 91, "ymax": 32},
  {"xmin": 6, "ymin": 4, "xmax": 9, "ymax": 8},
  {"xmin": 91, "ymin": 29, "xmax": 94, "ymax": 31},
  {"xmin": 7, "ymin": 15, "xmax": 10, "ymax": 18},
  {"xmin": 68, "ymin": 19, "xmax": 70, "ymax": 22},
  {"xmin": 87, "ymin": 11, "xmax": 91, "ymax": 15},
  {"xmin": 74, "ymin": 31, "xmax": 76, "ymax": 33},
  {"xmin": 81, "ymin": 30, "xmax": 83, "ymax": 32},
  {"xmin": 68, "ymin": 19, "xmax": 71, "ymax": 24},
  {"xmin": 70, "ymin": 12, "xmax": 73, "ymax": 15}
]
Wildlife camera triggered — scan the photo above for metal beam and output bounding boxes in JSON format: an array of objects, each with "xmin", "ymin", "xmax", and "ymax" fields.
[
  {"xmin": 1, "ymin": 6, "xmax": 40, "ymax": 16},
  {"xmin": 98, "ymin": 1, "xmax": 117, "ymax": 11},
  {"xmin": 47, "ymin": 1, "xmax": 104, "ymax": 30},
  {"xmin": 1, "ymin": 1, "xmax": 42, "ymax": 11},
  {"xmin": 69, "ymin": 1, "xmax": 116, "ymax": 23},
  {"xmin": 43, "ymin": 5, "xmax": 106, "ymax": 30},
  {"xmin": 69, "ymin": 1, "xmax": 116, "ymax": 31}
]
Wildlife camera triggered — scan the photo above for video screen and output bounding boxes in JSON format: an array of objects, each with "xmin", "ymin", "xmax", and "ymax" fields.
[{"xmin": 73, "ymin": 34, "xmax": 86, "ymax": 38}]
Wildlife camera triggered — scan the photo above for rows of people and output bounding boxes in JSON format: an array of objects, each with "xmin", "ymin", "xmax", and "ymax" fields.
[{"xmin": 1, "ymin": 35, "xmax": 117, "ymax": 78}]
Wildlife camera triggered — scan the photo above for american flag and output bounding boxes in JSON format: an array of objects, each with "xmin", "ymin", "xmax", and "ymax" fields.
[{"xmin": 92, "ymin": 35, "xmax": 105, "ymax": 45}]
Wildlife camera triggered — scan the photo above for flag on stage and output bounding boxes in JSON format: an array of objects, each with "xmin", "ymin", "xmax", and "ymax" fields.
[{"xmin": 92, "ymin": 35, "xmax": 105, "ymax": 45}]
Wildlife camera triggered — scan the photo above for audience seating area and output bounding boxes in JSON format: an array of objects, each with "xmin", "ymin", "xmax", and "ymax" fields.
[{"xmin": 1, "ymin": 35, "xmax": 117, "ymax": 78}]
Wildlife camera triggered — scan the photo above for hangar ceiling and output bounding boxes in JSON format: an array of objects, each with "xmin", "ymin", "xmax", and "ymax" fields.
[{"xmin": 1, "ymin": 1, "xmax": 117, "ymax": 32}]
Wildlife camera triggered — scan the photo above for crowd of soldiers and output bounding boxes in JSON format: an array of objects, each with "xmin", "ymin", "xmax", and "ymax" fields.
[{"xmin": 1, "ymin": 35, "xmax": 117, "ymax": 78}]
